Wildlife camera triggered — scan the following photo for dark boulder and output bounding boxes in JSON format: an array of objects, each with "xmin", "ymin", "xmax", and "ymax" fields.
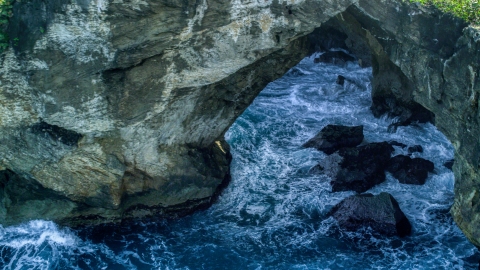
[
  {"xmin": 314, "ymin": 50, "xmax": 355, "ymax": 66},
  {"xmin": 336, "ymin": 75, "xmax": 346, "ymax": 86},
  {"xmin": 330, "ymin": 192, "xmax": 412, "ymax": 237},
  {"xmin": 407, "ymin": 145, "xmax": 423, "ymax": 154},
  {"xmin": 387, "ymin": 155, "xmax": 434, "ymax": 185},
  {"xmin": 314, "ymin": 142, "xmax": 394, "ymax": 193},
  {"xmin": 302, "ymin": 125, "xmax": 364, "ymax": 154},
  {"xmin": 444, "ymin": 159, "xmax": 454, "ymax": 170}
]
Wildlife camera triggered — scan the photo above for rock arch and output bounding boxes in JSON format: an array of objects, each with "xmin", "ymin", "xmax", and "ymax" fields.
[{"xmin": 0, "ymin": 0, "xmax": 479, "ymax": 247}]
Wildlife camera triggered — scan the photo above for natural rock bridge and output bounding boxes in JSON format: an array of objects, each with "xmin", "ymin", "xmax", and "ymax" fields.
[{"xmin": 0, "ymin": 0, "xmax": 479, "ymax": 247}]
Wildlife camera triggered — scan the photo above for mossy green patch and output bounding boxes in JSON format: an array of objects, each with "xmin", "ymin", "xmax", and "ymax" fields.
[
  {"xmin": 408, "ymin": 0, "xmax": 480, "ymax": 24},
  {"xmin": 0, "ymin": 0, "xmax": 13, "ymax": 52}
]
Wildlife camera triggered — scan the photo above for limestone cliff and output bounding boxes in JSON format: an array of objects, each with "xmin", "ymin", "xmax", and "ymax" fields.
[
  {"xmin": 311, "ymin": 1, "xmax": 480, "ymax": 247},
  {"xmin": 0, "ymin": 0, "xmax": 479, "ymax": 249},
  {"xmin": 0, "ymin": 0, "xmax": 355, "ymax": 225},
  {"xmin": 326, "ymin": 1, "xmax": 480, "ymax": 247}
]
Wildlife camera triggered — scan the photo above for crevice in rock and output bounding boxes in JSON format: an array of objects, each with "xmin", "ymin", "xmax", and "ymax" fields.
[{"xmin": 30, "ymin": 120, "xmax": 83, "ymax": 147}]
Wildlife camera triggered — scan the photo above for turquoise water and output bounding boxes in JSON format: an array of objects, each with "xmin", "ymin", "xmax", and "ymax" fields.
[{"xmin": 1, "ymin": 53, "xmax": 479, "ymax": 269}]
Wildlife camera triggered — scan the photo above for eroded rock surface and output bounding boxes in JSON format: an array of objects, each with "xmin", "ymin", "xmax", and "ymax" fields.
[
  {"xmin": 329, "ymin": 1, "xmax": 480, "ymax": 247},
  {"xmin": 309, "ymin": 0, "xmax": 480, "ymax": 247},
  {"xmin": 0, "ymin": 0, "xmax": 479, "ymax": 248},
  {"xmin": 0, "ymin": 0, "xmax": 356, "ymax": 225}
]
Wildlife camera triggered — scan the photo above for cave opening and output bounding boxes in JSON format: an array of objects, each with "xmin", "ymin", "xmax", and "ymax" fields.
[
  {"xmin": 216, "ymin": 12, "xmax": 480, "ymax": 268},
  {"xmin": 2, "ymin": 1, "xmax": 480, "ymax": 268}
]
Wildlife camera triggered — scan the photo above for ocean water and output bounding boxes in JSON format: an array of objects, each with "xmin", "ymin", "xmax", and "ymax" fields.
[{"xmin": 1, "ymin": 53, "xmax": 479, "ymax": 269}]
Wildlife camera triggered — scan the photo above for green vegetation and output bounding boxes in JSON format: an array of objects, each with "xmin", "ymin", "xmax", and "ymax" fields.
[
  {"xmin": 0, "ymin": 0, "xmax": 13, "ymax": 51},
  {"xmin": 409, "ymin": 0, "xmax": 480, "ymax": 24}
]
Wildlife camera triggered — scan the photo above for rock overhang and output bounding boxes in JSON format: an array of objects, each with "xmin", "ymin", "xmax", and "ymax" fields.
[{"xmin": 0, "ymin": 0, "xmax": 479, "ymax": 248}]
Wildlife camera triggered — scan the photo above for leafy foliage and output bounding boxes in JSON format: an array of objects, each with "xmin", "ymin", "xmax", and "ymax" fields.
[
  {"xmin": 0, "ymin": 0, "xmax": 13, "ymax": 52},
  {"xmin": 409, "ymin": 0, "xmax": 480, "ymax": 24}
]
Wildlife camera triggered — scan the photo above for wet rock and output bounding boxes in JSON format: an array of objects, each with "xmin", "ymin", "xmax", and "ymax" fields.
[
  {"xmin": 314, "ymin": 50, "xmax": 355, "ymax": 66},
  {"xmin": 286, "ymin": 67, "xmax": 308, "ymax": 77},
  {"xmin": 330, "ymin": 192, "xmax": 412, "ymax": 237},
  {"xmin": 387, "ymin": 155, "xmax": 434, "ymax": 185},
  {"xmin": 302, "ymin": 125, "xmax": 364, "ymax": 155},
  {"xmin": 308, "ymin": 164, "xmax": 324, "ymax": 174},
  {"xmin": 407, "ymin": 145, "xmax": 423, "ymax": 154},
  {"xmin": 388, "ymin": 141, "xmax": 407, "ymax": 148},
  {"xmin": 336, "ymin": 75, "xmax": 346, "ymax": 86},
  {"xmin": 444, "ymin": 159, "xmax": 454, "ymax": 170},
  {"xmin": 370, "ymin": 93, "xmax": 435, "ymax": 133},
  {"xmin": 315, "ymin": 142, "xmax": 394, "ymax": 193},
  {"xmin": 0, "ymin": 0, "xmax": 478, "ymax": 247}
]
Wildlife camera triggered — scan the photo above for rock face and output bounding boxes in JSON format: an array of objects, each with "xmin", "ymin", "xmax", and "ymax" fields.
[
  {"xmin": 330, "ymin": 192, "xmax": 412, "ymax": 237},
  {"xmin": 0, "ymin": 0, "xmax": 479, "ymax": 248},
  {"xmin": 316, "ymin": 142, "xmax": 394, "ymax": 193},
  {"xmin": 0, "ymin": 0, "xmax": 357, "ymax": 225},
  {"xmin": 303, "ymin": 125, "xmax": 364, "ymax": 154},
  {"xmin": 325, "ymin": 1, "xmax": 480, "ymax": 247},
  {"xmin": 306, "ymin": 0, "xmax": 480, "ymax": 247},
  {"xmin": 387, "ymin": 155, "xmax": 434, "ymax": 185}
]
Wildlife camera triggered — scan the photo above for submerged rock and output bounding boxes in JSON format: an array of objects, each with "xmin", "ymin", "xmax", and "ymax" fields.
[
  {"xmin": 336, "ymin": 75, "xmax": 346, "ymax": 86},
  {"xmin": 388, "ymin": 141, "xmax": 407, "ymax": 148},
  {"xmin": 444, "ymin": 159, "xmax": 454, "ymax": 170},
  {"xmin": 314, "ymin": 51, "xmax": 356, "ymax": 66},
  {"xmin": 315, "ymin": 142, "xmax": 394, "ymax": 193},
  {"xmin": 330, "ymin": 192, "xmax": 412, "ymax": 237},
  {"xmin": 303, "ymin": 125, "xmax": 364, "ymax": 154},
  {"xmin": 407, "ymin": 145, "xmax": 423, "ymax": 154},
  {"xmin": 386, "ymin": 155, "xmax": 434, "ymax": 185}
]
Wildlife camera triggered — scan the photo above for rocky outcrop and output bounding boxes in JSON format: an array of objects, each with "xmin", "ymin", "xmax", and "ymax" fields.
[
  {"xmin": 303, "ymin": 125, "xmax": 364, "ymax": 154},
  {"xmin": 0, "ymin": 0, "xmax": 357, "ymax": 225},
  {"xmin": 0, "ymin": 0, "xmax": 480, "ymax": 249},
  {"xmin": 330, "ymin": 192, "xmax": 412, "ymax": 237},
  {"xmin": 303, "ymin": 0, "xmax": 480, "ymax": 247},
  {"xmin": 320, "ymin": 1, "xmax": 480, "ymax": 247},
  {"xmin": 386, "ymin": 155, "xmax": 434, "ymax": 185},
  {"xmin": 313, "ymin": 142, "xmax": 394, "ymax": 193}
]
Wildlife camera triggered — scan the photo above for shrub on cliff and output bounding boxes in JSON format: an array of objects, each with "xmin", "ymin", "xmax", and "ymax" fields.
[
  {"xmin": 0, "ymin": 0, "xmax": 13, "ymax": 51},
  {"xmin": 409, "ymin": 0, "xmax": 480, "ymax": 24}
]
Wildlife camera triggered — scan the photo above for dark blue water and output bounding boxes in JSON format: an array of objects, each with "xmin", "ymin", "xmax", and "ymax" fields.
[{"xmin": 1, "ymin": 53, "xmax": 479, "ymax": 269}]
